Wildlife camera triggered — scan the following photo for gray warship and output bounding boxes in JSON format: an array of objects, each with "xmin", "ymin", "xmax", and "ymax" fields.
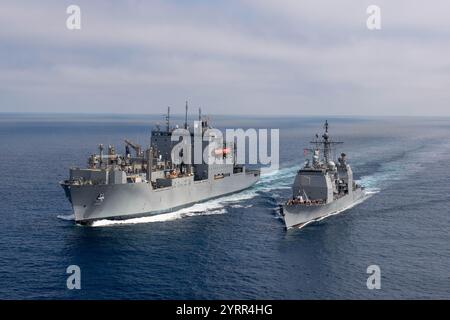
[
  {"xmin": 281, "ymin": 121, "xmax": 365, "ymax": 229},
  {"xmin": 61, "ymin": 106, "xmax": 260, "ymax": 224}
]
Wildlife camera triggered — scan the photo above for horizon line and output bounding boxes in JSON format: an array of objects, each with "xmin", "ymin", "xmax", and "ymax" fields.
[{"xmin": 1, "ymin": 111, "xmax": 449, "ymax": 119}]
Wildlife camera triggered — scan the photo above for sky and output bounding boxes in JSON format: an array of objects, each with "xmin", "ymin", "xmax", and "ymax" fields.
[{"xmin": 0, "ymin": 0, "xmax": 449, "ymax": 116}]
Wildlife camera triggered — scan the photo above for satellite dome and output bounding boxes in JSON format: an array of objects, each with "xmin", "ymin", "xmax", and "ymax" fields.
[{"xmin": 328, "ymin": 161, "xmax": 336, "ymax": 169}]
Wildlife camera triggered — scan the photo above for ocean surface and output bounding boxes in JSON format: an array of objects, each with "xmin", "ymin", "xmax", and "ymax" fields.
[{"xmin": 0, "ymin": 114, "xmax": 449, "ymax": 299}]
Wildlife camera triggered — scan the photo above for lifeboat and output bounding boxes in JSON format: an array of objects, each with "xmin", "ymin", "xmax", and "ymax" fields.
[{"xmin": 214, "ymin": 147, "xmax": 231, "ymax": 156}]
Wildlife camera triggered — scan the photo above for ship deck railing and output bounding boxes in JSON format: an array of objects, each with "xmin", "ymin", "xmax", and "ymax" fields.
[{"xmin": 286, "ymin": 198, "xmax": 326, "ymax": 206}]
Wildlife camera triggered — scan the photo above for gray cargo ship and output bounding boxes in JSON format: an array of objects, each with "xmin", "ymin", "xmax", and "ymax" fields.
[
  {"xmin": 61, "ymin": 107, "xmax": 260, "ymax": 224},
  {"xmin": 281, "ymin": 121, "xmax": 365, "ymax": 229}
]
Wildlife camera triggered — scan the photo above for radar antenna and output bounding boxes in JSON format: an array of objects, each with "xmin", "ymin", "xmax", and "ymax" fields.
[{"xmin": 310, "ymin": 120, "xmax": 343, "ymax": 163}]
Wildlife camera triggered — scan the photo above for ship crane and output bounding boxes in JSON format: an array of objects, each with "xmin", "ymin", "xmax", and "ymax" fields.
[{"xmin": 124, "ymin": 139, "xmax": 142, "ymax": 157}]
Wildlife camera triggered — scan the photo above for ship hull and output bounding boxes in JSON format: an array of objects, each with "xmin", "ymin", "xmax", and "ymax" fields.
[
  {"xmin": 282, "ymin": 188, "xmax": 365, "ymax": 229},
  {"xmin": 63, "ymin": 171, "xmax": 260, "ymax": 223}
]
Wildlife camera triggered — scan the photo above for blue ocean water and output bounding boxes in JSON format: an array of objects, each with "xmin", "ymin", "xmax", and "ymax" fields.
[{"xmin": 0, "ymin": 114, "xmax": 449, "ymax": 299}]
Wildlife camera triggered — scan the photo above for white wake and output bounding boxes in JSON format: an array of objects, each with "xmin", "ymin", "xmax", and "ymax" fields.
[
  {"xmin": 89, "ymin": 166, "xmax": 300, "ymax": 227},
  {"xmin": 57, "ymin": 214, "xmax": 75, "ymax": 221}
]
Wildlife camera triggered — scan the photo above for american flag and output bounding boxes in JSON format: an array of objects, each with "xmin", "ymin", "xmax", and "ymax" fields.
[{"xmin": 303, "ymin": 148, "xmax": 309, "ymax": 156}]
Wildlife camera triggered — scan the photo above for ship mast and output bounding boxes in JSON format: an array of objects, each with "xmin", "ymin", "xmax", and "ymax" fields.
[
  {"xmin": 166, "ymin": 106, "xmax": 170, "ymax": 132},
  {"xmin": 323, "ymin": 120, "xmax": 331, "ymax": 163},
  {"xmin": 184, "ymin": 101, "xmax": 188, "ymax": 129},
  {"xmin": 310, "ymin": 120, "xmax": 343, "ymax": 164}
]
